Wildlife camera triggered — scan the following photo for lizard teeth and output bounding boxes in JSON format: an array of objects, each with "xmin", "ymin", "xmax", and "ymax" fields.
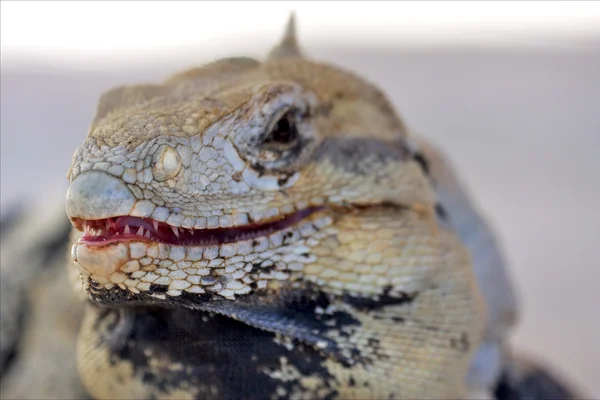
[{"xmin": 77, "ymin": 206, "xmax": 323, "ymax": 245}]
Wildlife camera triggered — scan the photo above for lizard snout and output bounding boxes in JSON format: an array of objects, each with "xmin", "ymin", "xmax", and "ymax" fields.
[{"xmin": 66, "ymin": 170, "xmax": 136, "ymax": 221}]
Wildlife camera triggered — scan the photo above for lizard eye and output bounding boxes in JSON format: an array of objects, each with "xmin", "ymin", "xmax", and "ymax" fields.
[
  {"xmin": 263, "ymin": 110, "xmax": 299, "ymax": 150},
  {"xmin": 231, "ymin": 84, "xmax": 318, "ymax": 172}
]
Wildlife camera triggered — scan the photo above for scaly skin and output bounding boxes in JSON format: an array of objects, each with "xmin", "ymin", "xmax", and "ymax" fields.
[{"xmin": 53, "ymin": 16, "xmax": 575, "ymax": 400}]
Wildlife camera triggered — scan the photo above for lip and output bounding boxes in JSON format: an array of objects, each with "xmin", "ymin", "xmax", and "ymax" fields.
[{"xmin": 72, "ymin": 206, "xmax": 325, "ymax": 247}]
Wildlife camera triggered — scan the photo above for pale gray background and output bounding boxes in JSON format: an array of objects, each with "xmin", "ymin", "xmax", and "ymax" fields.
[{"xmin": 1, "ymin": 3, "xmax": 599, "ymax": 397}]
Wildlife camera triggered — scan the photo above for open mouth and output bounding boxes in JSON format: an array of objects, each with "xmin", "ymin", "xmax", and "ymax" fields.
[{"xmin": 71, "ymin": 206, "xmax": 324, "ymax": 247}]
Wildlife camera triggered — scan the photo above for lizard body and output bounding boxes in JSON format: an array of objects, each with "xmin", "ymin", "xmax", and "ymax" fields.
[{"xmin": 0, "ymin": 15, "xmax": 580, "ymax": 400}]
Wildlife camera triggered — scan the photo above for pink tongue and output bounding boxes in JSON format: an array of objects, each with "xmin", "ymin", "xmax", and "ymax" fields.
[{"xmin": 83, "ymin": 207, "xmax": 323, "ymax": 246}]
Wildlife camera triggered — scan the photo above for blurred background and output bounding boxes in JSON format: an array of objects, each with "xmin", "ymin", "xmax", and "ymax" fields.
[{"xmin": 2, "ymin": 1, "xmax": 599, "ymax": 396}]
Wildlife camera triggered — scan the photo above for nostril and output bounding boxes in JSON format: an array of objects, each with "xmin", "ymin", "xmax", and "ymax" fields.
[{"xmin": 66, "ymin": 170, "xmax": 136, "ymax": 220}]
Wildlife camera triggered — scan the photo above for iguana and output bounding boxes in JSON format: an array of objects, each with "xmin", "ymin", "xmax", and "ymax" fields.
[{"xmin": 0, "ymin": 15, "xmax": 581, "ymax": 400}]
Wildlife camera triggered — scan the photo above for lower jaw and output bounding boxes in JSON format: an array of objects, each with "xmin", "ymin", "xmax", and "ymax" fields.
[{"xmin": 72, "ymin": 207, "xmax": 332, "ymax": 296}]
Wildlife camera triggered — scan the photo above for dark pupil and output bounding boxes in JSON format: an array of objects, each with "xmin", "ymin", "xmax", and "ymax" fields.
[{"xmin": 269, "ymin": 113, "xmax": 298, "ymax": 144}]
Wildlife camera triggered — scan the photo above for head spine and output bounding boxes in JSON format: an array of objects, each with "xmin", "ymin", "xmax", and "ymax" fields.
[{"xmin": 267, "ymin": 12, "xmax": 303, "ymax": 60}]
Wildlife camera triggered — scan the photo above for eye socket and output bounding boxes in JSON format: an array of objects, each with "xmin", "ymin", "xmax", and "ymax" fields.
[
  {"xmin": 234, "ymin": 101, "xmax": 315, "ymax": 171},
  {"xmin": 263, "ymin": 111, "xmax": 299, "ymax": 148}
]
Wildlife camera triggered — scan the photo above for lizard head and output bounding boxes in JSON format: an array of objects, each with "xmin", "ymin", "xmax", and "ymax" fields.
[{"xmin": 66, "ymin": 16, "xmax": 433, "ymax": 305}]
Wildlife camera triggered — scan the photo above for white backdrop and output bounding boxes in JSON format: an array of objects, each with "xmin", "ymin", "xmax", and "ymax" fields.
[{"xmin": 3, "ymin": 1, "xmax": 599, "ymax": 66}]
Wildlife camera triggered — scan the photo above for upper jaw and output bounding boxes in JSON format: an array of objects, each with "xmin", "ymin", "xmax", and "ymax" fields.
[
  {"xmin": 66, "ymin": 169, "xmax": 324, "ymax": 234},
  {"xmin": 66, "ymin": 170, "xmax": 325, "ymax": 247}
]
